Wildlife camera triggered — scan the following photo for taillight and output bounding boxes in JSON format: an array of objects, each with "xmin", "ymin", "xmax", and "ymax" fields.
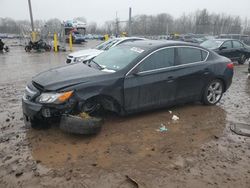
[{"xmin": 227, "ymin": 62, "xmax": 234, "ymax": 69}]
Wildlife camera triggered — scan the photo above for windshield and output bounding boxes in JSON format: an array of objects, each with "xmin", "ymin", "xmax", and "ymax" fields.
[
  {"xmin": 200, "ymin": 40, "xmax": 223, "ymax": 49},
  {"xmin": 95, "ymin": 38, "xmax": 121, "ymax": 50},
  {"xmin": 91, "ymin": 46, "xmax": 144, "ymax": 71}
]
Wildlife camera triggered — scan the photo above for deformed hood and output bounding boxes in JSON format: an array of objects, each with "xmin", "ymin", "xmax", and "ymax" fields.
[{"xmin": 32, "ymin": 63, "xmax": 107, "ymax": 91}]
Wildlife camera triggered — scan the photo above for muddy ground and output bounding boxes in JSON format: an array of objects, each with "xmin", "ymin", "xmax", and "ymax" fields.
[{"xmin": 0, "ymin": 41, "xmax": 249, "ymax": 188}]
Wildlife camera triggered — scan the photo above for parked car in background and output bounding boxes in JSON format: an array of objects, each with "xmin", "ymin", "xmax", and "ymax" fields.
[
  {"xmin": 65, "ymin": 31, "xmax": 86, "ymax": 44},
  {"xmin": 248, "ymin": 61, "xmax": 250, "ymax": 74},
  {"xmin": 66, "ymin": 37, "xmax": 145, "ymax": 64},
  {"xmin": 179, "ymin": 34, "xmax": 200, "ymax": 43},
  {"xmin": 23, "ymin": 40, "xmax": 233, "ymax": 128},
  {"xmin": 200, "ymin": 39, "xmax": 250, "ymax": 64},
  {"xmin": 219, "ymin": 34, "xmax": 250, "ymax": 45}
]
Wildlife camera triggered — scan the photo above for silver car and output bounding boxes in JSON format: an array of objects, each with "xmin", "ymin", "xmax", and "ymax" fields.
[{"xmin": 66, "ymin": 37, "xmax": 146, "ymax": 64}]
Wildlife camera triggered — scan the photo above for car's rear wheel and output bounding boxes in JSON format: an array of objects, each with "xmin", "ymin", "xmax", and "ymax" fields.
[
  {"xmin": 238, "ymin": 54, "xmax": 246, "ymax": 64},
  {"xmin": 203, "ymin": 79, "xmax": 224, "ymax": 105}
]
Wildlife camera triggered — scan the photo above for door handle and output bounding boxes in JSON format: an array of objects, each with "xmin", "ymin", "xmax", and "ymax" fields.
[{"xmin": 167, "ymin": 76, "xmax": 174, "ymax": 83}]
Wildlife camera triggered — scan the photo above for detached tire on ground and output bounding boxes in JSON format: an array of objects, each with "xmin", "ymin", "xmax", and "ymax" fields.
[{"xmin": 60, "ymin": 115, "xmax": 103, "ymax": 135}]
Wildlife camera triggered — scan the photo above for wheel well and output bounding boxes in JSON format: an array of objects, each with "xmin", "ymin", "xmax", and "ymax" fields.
[
  {"xmin": 216, "ymin": 78, "xmax": 226, "ymax": 92},
  {"xmin": 201, "ymin": 77, "xmax": 226, "ymax": 100},
  {"xmin": 83, "ymin": 95, "xmax": 121, "ymax": 113}
]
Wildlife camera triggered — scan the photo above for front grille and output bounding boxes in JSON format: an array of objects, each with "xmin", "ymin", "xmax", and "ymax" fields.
[{"xmin": 42, "ymin": 108, "xmax": 51, "ymax": 117}]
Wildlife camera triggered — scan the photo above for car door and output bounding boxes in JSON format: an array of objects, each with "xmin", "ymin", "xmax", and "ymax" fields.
[
  {"xmin": 123, "ymin": 47, "xmax": 177, "ymax": 112},
  {"xmin": 174, "ymin": 47, "xmax": 211, "ymax": 102},
  {"xmin": 232, "ymin": 40, "xmax": 244, "ymax": 59},
  {"xmin": 218, "ymin": 41, "xmax": 234, "ymax": 59}
]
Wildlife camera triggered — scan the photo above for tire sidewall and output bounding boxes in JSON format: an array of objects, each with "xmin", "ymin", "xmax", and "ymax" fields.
[{"xmin": 239, "ymin": 54, "xmax": 246, "ymax": 64}]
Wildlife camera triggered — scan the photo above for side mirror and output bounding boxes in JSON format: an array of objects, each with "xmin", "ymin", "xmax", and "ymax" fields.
[{"xmin": 219, "ymin": 46, "xmax": 227, "ymax": 50}]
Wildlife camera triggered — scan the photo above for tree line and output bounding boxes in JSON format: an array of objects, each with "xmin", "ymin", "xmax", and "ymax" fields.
[{"xmin": 0, "ymin": 9, "xmax": 250, "ymax": 36}]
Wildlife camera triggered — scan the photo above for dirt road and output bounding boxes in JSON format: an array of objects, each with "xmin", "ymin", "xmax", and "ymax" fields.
[{"xmin": 0, "ymin": 42, "xmax": 249, "ymax": 188}]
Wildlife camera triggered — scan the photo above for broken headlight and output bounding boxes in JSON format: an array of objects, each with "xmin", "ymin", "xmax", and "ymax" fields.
[{"xmin": 37, "ymin": 91, "xmax": 73, "ymax": 104}]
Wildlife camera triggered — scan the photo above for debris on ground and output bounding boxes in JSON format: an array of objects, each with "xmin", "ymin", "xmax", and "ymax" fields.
[
  {"xmin": 230, "ymin": 123, "xmax": 250, "ymax": 137},
  {"xmin": 125, "ymin": 175, "xmax": 139, "ymax": 188},
  {"xmin": 172, "ymin": 115, "xmax": 179, "ymax": 121},
  {"xmin": 169, "ymin": 110, "xmax": 172, "ymax": 114},
  {"xmin": 156, "ymin": 124, "xmax": 168, "ymax": 132},
  {"xmin": 78, "ymin": 112, "xmax": 91, "ymax": 119},
  {"xmin": 15, "ymin": 171, "xmax": 23, "ymax": 177}
]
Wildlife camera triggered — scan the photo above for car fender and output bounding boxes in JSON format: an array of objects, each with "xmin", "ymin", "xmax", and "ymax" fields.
[{"xmin": 66, "ymin": 77, "xmax": 124, "ymax": 112}]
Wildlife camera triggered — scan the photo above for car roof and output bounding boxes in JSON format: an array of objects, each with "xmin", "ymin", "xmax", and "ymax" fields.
[
  {"xmin": 120, "ymin": 40, "xmax": 203, "ymax": 51},
  {"xmin": 114, "ymin": 37, "xmax": 146, "ymax": 41},
  {"xmin": 212, "ymin": 38, "xmax": 238, "ymax": 41}
]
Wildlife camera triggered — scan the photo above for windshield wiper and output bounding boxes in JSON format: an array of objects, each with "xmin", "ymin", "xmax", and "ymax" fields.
[{"xmin": 88, "ymin": 60, "xmax": 104, "ymax": 70}]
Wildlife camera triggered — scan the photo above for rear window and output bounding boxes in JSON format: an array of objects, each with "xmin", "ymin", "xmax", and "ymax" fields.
[{"xmin": 177, "ymin": 47, "xmax": 207, "ymax": 65}]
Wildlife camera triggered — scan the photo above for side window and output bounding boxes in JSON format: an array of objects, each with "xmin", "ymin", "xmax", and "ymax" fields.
[
  {"xmin": 138, "ymin": 48, "xmax": 175, "ymax": 72},
  {"xmin": 221, "ymin": 41, "xmax": 232, "ymax": 49},
  {"xmin": 201, "ymin": 50, "xmax": 208, "ymax": 61},
  {"xmin": 232, "ymin": 41, "xmax": 243, "ymax": 48},
  {"xmin": 177, "ymin": 47, "xmax": 204, "ymax": 65}
]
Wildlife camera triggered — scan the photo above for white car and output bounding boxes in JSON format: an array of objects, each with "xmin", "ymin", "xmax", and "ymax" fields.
[{"xmin": 66, "ymin": 37, "xmax": 145, "ymax": 64}]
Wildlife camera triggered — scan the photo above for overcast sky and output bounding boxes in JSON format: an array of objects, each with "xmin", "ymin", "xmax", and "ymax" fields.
[{"xmin": 1, "ymin": 0, "xmax": 250, "ymax": 25}]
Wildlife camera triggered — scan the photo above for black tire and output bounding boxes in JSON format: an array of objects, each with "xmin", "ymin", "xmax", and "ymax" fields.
[
  {"xmin": 23, "ymin": 115, "xmax": 50, "ymax": 130},
  {"xmin": 4, "ymin": 46, "xmax": 9, "ymax": 52},
  {"xmin": 202, "ymin": 79, "xmax": 224, "ymax": 105},
  {"xmin": 45, "ymin": 45, "xmax": 51, "ymax": 52},
  {"xmin": 238, "ymin": 54, "xmax": 246, "ymax": 64},
  {"xmin": 60, "ymin": 115, "xmax": 103, "ymax": 135},
  {"xmin": 25, "ymin": 46, "xmax": 31, "ymax": 52}
]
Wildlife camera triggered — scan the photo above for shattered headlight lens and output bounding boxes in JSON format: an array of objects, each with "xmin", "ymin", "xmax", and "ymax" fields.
[{"xmin": 37, "ymin": 91, "xmax": 73, "ymax": 104}]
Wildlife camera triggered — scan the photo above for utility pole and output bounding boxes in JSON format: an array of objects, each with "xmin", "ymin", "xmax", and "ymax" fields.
[
  {"xmin": 128, "ymin": 7, "xmax": 132, "ymax": 36},
  {"xmin": 28, "ymin": 0, "xmax": 34, "ymax": 32},
  {"xmin": 115, "ymin": 12, "xmax": 119, "ymax": 37}
]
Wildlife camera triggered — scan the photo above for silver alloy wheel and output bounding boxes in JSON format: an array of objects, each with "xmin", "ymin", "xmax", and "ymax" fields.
[{"xmin": 206, "ymin": 81, "xmax": 223, "ymax": 104}]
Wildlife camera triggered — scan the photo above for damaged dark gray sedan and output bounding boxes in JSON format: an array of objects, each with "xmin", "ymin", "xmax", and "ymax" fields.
[{"xmin": 22, "ymin": 40, "xmax": 234, "ymax": 128}]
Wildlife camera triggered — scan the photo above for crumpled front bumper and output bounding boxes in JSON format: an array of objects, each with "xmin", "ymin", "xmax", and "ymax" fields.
[{"xmin": 22, "ymin": 97, "xmax": 76, "ymax": 122}]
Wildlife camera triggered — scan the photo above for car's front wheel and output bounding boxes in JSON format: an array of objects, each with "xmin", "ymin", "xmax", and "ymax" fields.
[
  {"xmin": 24, "ymin": 115, "xmax": 50, "ymax": 129},
  {"xmin": 202, "ymin": 79, "xmax": 224, "ymax": 105}
]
